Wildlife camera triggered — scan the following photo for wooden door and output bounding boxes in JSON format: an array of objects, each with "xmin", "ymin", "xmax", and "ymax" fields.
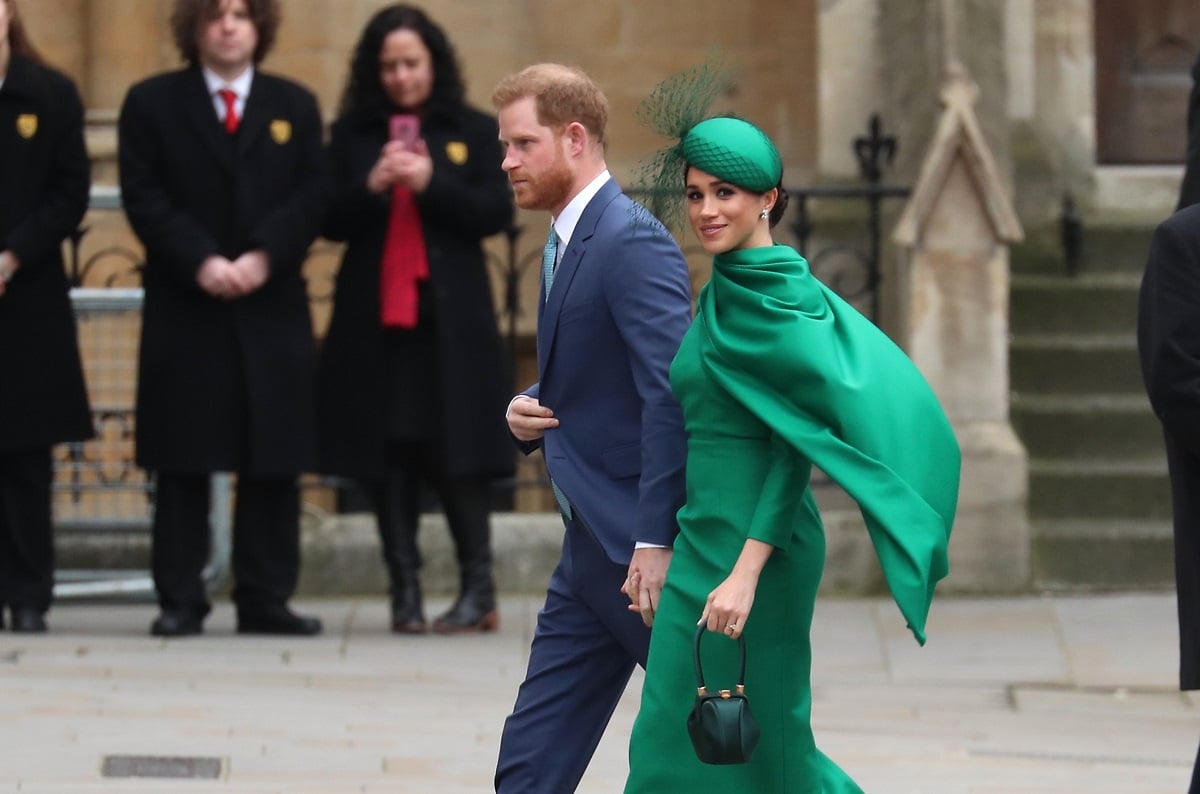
[{"xmin": 1095, "ymin": 0, "xmax": 1200, "ymax": 164}]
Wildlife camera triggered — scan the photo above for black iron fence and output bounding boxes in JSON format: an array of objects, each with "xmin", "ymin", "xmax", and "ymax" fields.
[{"xmin": 64, "ymin": 116, "xmax": 910, "ymax": 512}]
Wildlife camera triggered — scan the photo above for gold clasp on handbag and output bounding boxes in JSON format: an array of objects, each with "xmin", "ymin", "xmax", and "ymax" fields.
[{"xmin": 719, "ymin": 689, "xmax": 732, "ymax": 699}]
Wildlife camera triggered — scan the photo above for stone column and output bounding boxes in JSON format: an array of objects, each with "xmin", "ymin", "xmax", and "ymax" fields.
[
  {"xmin": 81, "ymin": 1, "xmax": 171, "ymax": 183},
  {"xmin": 893, "ymin": 64, "xmax": 1030, "ymax": 591},
  {"xmin": 84, "ymin": 0, "xmax": 171, "ymax": 111},
  {"xmin": 878, "ymin": 0, "xmax": 1010, "ymax": 188}
]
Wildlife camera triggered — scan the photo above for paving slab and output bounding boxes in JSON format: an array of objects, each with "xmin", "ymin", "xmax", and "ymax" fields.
[{"xmin": 0, "ymin": 593, "xmax": 1194, "ymax": 793}]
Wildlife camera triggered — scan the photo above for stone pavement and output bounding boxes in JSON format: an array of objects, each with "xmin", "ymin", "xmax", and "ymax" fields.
[{"xmin": 1, "ymin": 592, "xmax": 1196, "ymax": 793}]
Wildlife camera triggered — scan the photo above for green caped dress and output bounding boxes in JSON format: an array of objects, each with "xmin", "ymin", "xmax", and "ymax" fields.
[{"xmin": 625, "ymin": 244, "xmax": 960, "ymax": 793}]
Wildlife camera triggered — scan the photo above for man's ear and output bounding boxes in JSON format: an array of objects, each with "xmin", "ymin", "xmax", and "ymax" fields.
[{"xmin": 564, "ymin": 121, "xmax": 589, "ymax": 156}]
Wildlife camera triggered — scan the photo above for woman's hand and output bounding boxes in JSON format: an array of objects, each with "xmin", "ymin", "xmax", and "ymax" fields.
[
  {"xmin": 699, "ymin": 570, "xmax": 757, "ymax": 640},
  {"xmin": 367, "ymin": 140, "xmax": 433, "ymax": 194},
  {"xmin": 698, "ymin": 538, "xmax": 773, "ymax": 639},
  {"xmin": 393, "ymin": 139, "xmax": 433, "ymax": 193}
]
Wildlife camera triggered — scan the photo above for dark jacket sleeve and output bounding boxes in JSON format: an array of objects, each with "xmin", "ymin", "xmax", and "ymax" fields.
[
  {"xmin": 1140, "ymin": 213, "xmax": 1200, "ymax": 455},
  {"xmin": 248, "ymin": 85, "xmax": 329, "ymax": 276},
  {"xmin": 323, "ymin": 117, "xmax": 389, "ymax": 244},
  {"xmin": 117, "ymin": 80, "xmax": 221, "ymax": 288},
  {"xmin": 5, "ymin": 71, "xmax": 89, "ymax": 270}
]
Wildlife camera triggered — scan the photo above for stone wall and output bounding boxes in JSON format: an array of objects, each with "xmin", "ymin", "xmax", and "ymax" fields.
[
  {"xmin": 23, "ymin": 0, "xmax": 818, "ymax": 335},
  {"xmin": 25, "ymin": 1, "xmax": 817, "ymax": 184}
]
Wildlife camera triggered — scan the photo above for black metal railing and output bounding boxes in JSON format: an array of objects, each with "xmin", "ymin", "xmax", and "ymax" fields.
[{"xmin": 66, "ymin": 115, "xmax": 909, "ymax": 510}]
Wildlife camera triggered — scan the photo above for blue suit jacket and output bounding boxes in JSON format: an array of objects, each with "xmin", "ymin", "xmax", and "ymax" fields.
[{"xmin": 520, "ymin": 179, "xmax": 691, "ymax": 563}]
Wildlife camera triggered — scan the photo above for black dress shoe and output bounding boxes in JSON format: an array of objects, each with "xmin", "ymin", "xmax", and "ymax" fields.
[
  {"xmin": 150, "ymin": 608, "xmax": 205, "ymax": 637},
  {"xmin": 10, "ymin": 607, "xmax": 47, "ymax": 633},
  {"xmin": 236, "ymin": 605, "xmax": 322, "ymax": 636}
]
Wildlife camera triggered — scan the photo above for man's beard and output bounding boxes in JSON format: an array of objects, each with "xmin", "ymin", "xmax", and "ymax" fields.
[{"xmin": 515, "ymin": 146, "xmax": 574, "ymax": 212}]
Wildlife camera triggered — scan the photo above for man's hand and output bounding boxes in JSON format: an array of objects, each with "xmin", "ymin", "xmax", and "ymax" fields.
[
  {"xmin": 623, "ymin": 547, "xmax": 673, "ymax": 627},
  {"xmin": 196, "ymin": 254, "xmax": 236, "ymax": 298},
  {"xmin": 0, "ymin": 250, "xmax": 17, "ymax": 298},
  {"xmin": 227, "ymin": 249, "xmax": 270, "ymax": 295},
  {"xmin": 506, "ymin": 395, "xmax": 559, "ymax": 443}
]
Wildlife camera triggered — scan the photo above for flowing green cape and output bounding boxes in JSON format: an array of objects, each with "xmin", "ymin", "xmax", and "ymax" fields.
[{"xmin": 697, "ymin": 244, "xmax": 960, "ymax": 644}]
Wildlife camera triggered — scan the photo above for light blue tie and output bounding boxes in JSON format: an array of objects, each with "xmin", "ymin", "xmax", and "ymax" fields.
[
  {"xmin": 541, "ymin": 226, "xmax": 573, "ymax": 520},
  {"xmin": 542, "ymin": 226, "xmax": 559, "ymax": 299}
]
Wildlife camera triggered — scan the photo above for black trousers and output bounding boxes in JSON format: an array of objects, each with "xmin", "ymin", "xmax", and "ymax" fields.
[
  {"xmin": 0, "ymin": 447, "xmax": 54, "ymax": 612},
  {"xmin": 370, "ymin": 440, "xmax": 492, "ymax": 597},
  {"xmin": 151, "ymin": 472, "xmax": 300, "ymax": 614}
]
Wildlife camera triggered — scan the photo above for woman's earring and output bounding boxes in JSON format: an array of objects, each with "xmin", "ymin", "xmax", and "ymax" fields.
[{"xmin": 760, "ymin": 208, "xmax": 770, "ymax": 221}]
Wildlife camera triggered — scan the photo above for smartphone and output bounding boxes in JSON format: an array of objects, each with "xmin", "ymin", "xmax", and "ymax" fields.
[{"xmin": 389, "ymin": 113, "xmax": 420, "ymax": 150}]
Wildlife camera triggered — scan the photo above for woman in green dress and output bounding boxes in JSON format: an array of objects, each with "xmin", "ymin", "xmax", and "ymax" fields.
[{"xmin": 624, "ymin": 117, "xmax": 961, "ymax": 792}]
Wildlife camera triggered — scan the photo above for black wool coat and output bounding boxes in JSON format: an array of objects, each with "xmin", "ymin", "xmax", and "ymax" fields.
[
  {"xmin": 118, "ymin": 67, "xmax": 327, "ymax": 475},
  {"xmin": 0, "ymin": 56, "xmax": 93, "ymax": 452},
  {"xmin": 1139, "ymin": 203, "xmax": 1200, "ymax": 689},
  {"xmin": 316, "ymin": 103, "xmax": 515, "ymax": 481}
]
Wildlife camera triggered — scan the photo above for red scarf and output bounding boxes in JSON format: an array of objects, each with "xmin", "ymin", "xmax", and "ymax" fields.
[{"xmin": 379, "ymin": 184, "xmax": 429, "ymax": 328}]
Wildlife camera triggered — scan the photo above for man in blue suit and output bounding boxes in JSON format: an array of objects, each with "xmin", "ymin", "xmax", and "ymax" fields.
[{"xmin": 492, "ymin": 63, "xmax": 691, "ymax": 792}]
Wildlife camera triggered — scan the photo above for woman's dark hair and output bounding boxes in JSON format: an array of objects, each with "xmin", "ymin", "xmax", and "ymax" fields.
[
  {"xmin": 337, "ymin": 4, "xmax": 465, "ymax": 120},
  {"xmin": 7, "ymin": 0, "xmax": 45, "ymax": 64},
  {"xmin": 170, "ymin": 0, "xmax": 280, "ymax": 66},
  {"xmin": 768, "ymin": 181, "xmax": 789, "ymax": 229}
]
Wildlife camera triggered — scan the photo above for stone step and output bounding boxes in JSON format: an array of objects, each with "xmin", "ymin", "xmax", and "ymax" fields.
[
  {"xmin": 1027, "ymin": 459, "xmax": 1170, "ymax": 521},
  {"xmin": 1012, "ymin": 224, "xmax": 1155, "ymax": 276},
  {"xmin": 53, "ymin": 511, "xmax": 569, "ymax": 602},
  {"xmin": 1032, "ymin": 519, "xmax": 1174, "ymax": 589},
  {"xmin": 1010, "ymin": 334, "xmax": 1143, "ymax": 396},
  {"xmin": 1011, "ymin": 273, "xmax": 1141, "ymax": 336},
  {"xmin": 1011, "ymin": 394, "xmax": 1161, "ymax": 459}
]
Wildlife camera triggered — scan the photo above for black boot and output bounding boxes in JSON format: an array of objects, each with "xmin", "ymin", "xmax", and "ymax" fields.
[
  {"xmin": 433, "ymin": 563, "xmax": 498, "ymax": 633},
  {"xmin": 390, "ymin": 579, "xmax": 426, "ymax": 634},
  {"xmin": 432, "ymin": 476, "xmax": 498, "ymax": 634},
  {"xmin": 372, "ymin": 474, "xmax": 426, "ymax": 634}
]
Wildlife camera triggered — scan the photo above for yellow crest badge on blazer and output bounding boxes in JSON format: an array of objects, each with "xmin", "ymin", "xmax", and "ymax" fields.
[
  {"xmin": 446, "ymin": 141, "xmax": 468, "ymax": 165},
  {"xmin": 270, "ymin": 119, "xmax": 292, "ymax": 145},
  {"xmin": 16, "ymin": 114, "xmax": 38, "ymax": 139}
]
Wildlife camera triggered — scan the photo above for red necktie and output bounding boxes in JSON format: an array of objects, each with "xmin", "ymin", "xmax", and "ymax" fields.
[{"xmin": 218, "ymin": 88, "xmax": 239, "ymax": 134}]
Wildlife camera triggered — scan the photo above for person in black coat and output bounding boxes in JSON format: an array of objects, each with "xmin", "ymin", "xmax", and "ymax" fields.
[
  {"xmin": 1179, "ymin": 53, "xmax": 1200, "ymax": 211},
  {"xmin": 317, "ymin": 4, "xmax": 514, "ymax": 634},
  {"xmin": 1138, "ymin": 202, "xmax": 1200, "ymax": 791},
  {"xmin": 118, "ymin": 0, "xmax": 327, "ymax": 637},
  {"xmin": 0, "ymin": 0, "xmax": 93, "ymax": 633}
]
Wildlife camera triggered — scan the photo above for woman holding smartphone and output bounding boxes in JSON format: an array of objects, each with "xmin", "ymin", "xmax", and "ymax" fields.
[{"xmin": 317, "ymin": 4, "xmax": 514, "ymax": 634}]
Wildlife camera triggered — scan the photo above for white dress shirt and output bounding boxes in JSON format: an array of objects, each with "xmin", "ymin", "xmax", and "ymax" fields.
[{"xmin": 202, "ymin": 66, "xmax": 254, "ymax": 126}]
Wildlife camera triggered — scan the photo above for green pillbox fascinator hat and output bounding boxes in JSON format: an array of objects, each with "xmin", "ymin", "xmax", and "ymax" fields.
[{"xmin": 682, "ymin": 117, "xmax": 782, "ymax": 193}]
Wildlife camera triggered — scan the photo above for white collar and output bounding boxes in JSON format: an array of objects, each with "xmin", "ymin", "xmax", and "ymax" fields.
[
  {"xmin": 202, "ymin": 65, "xmax": 254, "ymax": 100},
  {"xmin": 551, "ymin": 170, "xmax": 612, "ymax": 248}
]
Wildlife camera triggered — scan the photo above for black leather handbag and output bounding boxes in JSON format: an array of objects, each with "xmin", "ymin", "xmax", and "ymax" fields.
[{"xmin": 686, "ymin": 623, "xmax": 761, "ymax": 765}]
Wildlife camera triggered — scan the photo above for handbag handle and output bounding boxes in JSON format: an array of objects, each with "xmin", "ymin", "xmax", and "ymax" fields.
[{"xmin": 692, "ymin": 623, "xmax": 747, "ymax": 698}]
